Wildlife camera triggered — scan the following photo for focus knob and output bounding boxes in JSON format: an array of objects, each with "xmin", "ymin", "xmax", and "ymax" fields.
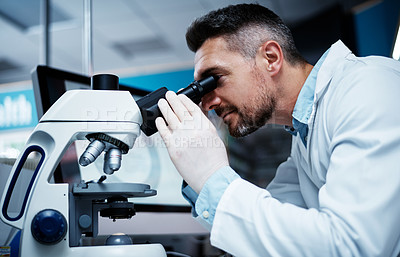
[{"xmin": 31, "ymin": 209, "xmax": 67, "ymax": 245}]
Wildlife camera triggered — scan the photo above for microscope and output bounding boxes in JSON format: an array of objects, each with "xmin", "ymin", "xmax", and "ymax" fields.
[{"xmin": 0, "ymin": 73, "xmax": 216, "ymax": 256}]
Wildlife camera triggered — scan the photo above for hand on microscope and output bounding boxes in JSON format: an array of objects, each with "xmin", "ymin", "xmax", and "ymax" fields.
[{"xmin": 155, "ymin": 91, "xmax": 229, "ymax": 194}]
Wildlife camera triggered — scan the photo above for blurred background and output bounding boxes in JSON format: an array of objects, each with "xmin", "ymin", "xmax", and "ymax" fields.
[
  {"xmin": 0, "ymin": 0, "xmax": 398, "ymax": 187},
  {"xmin": 0, "ymin": 0, "xmax": 399, "ymax": 256}
]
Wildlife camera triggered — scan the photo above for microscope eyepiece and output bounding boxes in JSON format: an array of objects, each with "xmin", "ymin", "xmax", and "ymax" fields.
[
  {"xmin": 137, "ymin": 76, "xmax": 217, "ymax": 136},
  {"xmin": 177, "ymin": 76, "xmax": 218, "ymax": 104}
]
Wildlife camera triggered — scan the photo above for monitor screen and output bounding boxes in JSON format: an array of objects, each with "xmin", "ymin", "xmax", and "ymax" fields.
[{"xmin": 32, "ymin": 65, "xmax": 190, "ymax": 212}]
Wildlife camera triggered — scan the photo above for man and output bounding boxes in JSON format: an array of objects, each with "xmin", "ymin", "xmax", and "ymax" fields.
[{"xmin": 156, "ymin": 4, "xmax": 400, "ymax": 256}]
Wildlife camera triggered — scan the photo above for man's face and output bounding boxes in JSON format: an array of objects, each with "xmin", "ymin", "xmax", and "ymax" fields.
[{"xmin": 194, "ymin": 37, "xmax": 277, "ymax": 137}]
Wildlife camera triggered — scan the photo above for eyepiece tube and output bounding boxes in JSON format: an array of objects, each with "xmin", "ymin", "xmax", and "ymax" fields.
[
  {"xmin": 177, "ymin": 76, "xmax": 217, "ymax": 104},
  {"xmin": 137, "ymin": 76, "xmax": 217, "ymax": 136}
]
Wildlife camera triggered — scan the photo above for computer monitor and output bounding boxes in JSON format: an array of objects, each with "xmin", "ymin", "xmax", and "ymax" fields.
[{"xmin": 31, "ymin": 65, "xmax": 190, "ymax": 212}]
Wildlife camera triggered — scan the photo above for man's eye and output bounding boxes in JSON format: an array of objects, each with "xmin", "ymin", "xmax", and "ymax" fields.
[
  {"xmin": 215, "ymin": 75, "xmax": 224, "ymax": 87},
  {"xmin": 214, "ymin": 75, "xmax": 221, "ymax": 81}
]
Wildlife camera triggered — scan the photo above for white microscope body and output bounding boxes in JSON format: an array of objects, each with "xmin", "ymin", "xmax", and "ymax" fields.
[{"xmin": 0, "ymin": 90, "xmax": 167, "ymax": 256}]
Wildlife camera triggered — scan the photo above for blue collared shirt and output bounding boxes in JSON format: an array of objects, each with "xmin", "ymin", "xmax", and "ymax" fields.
[
  {"xmin": 182, "ymin": 49, "xmax": 330, "ymax": 225},
  {"xmin": 285, "ymin": 49, "xmax": 329, "ymax": 147}
]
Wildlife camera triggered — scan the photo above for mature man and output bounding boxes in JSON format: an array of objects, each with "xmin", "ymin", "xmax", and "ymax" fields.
[{"xmin": 156, "ymin": 4, "xmax": 400, "ymax": 256}]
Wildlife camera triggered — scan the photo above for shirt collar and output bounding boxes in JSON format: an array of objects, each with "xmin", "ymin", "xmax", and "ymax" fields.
[
  {"xmin": 284, "ymin": 49, "xmax": 330, "ymax": 144},
  {"xmin": 292, "ymin": 49, "xmax": 330, "ymax": 125}
]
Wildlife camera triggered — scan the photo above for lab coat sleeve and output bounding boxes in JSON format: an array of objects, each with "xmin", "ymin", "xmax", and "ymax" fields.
[
  {"xmin": 266, "ymin": 155, "xmax": 307, "ymax": 208},
  {"xmin": 210, "ymin": 64, "xmax": 400, "ymax": 257}
]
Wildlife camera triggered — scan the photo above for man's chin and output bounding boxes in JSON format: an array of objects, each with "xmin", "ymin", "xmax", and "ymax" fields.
[
  {"xmin": 226, "ymin": 120, "xmax": 241, "ymax": 138},
  {"xmin": 228, "ymin": 124, "xmax": 259, "ymax": 138},
  {"xmin": 224, "ymin": 114, "xmax": 260, "ymax": 137}
]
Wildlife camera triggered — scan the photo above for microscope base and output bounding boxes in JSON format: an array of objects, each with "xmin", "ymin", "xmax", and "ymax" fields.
[{"xmin": 20, "ymin": 242, "xmax": 166, "ymax": 257}]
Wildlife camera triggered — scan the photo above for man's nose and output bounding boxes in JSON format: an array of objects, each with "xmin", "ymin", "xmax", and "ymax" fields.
[{"xmin": 201, "ymin": 91, "xmax": 221, "ymax": 111}]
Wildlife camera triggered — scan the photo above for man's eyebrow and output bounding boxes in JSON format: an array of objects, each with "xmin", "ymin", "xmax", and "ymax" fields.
[{"xmin": 199, "ymin": 66, "xmax": 227, "ymax": 79}]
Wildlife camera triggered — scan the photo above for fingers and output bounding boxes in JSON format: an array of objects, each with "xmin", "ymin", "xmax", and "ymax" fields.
[
  {"xmin": 158, "ymin": 91, "xmax": 197, "ymax": 125},
  {"xmin": 178, "ymin": 94, "xmax": 208, "ymax": 124},
  {"xmin": 158, "ymin": 97, "xmax": 180, "ymax": 129},
  {"xmin": 165, "ymin": 91, "xmax": 190, "ymax": 122},
  {"xmin": 155, "ymin": 117, "xmax": 171, "ymax": 139},
  {"xmin": 199, "ymin": 101, "xmax": 209, "ymax": 117},
  {"xmin": 157, "ymin": 91, "xmax": 206, "ymax": 133},
  {"xmin": 177, "ymin": 94, "xmax": 201, "ymax": 116}
]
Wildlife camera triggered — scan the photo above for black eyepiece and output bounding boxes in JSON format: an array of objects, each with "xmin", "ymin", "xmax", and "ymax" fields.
[
  {"xmin": 177, "ymin": 76, "xmax": 217, "ymax": 104},
  {"xmin": 137, "ymin": 76, "xmax": 217, "ymax": 136}
]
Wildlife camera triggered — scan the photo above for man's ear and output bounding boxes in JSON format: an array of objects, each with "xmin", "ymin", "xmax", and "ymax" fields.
[{"xmin": 259, "ymin": 40, "xmax": 283, "ymax": 76}]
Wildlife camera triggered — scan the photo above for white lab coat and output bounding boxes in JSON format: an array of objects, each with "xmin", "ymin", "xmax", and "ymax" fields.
[{"xmin": 210, "ymin": 41, "xmax": 400, "ymax": 256}]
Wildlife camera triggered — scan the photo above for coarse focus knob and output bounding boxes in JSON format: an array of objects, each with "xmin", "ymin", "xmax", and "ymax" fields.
[{"xmin": 31, "ymin": 209, "xmax": 67, "ymax": 245}]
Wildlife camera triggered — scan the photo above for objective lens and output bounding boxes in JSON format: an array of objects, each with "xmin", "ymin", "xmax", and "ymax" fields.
[
  {"xmin": 103, "ymin": 148, "xmax": 122, "ymax": 175},
  {"xmin": 79, "ymin": 140, "xmax": 106, "ymax": 166}
]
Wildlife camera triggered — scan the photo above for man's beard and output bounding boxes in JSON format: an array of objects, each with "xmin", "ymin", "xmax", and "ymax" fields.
[{"xmin": 215, "ymin": 71, "xmax": 276, "ymax": 138}]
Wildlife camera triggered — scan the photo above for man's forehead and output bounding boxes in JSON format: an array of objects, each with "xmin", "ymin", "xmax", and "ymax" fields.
[
  {"xmin": 194, "ymin": 54, "xmax": 207, "ymax": 79},
  {"xmin": 194, "ymin": 50, "xmax": 209, "ymax": 79},
  {"xmin": 194, "ymin": 57, "xmax": 219, "ymax": 80},
  {"xmin": 193, "ymin": 38, "xmax": 227, "ymax": 79}
]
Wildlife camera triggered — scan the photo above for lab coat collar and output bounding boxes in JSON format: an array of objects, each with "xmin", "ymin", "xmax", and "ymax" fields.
[
  {"xmin": 305, "ymin": 40, "xmax": 352, "ymax": 171},
  {"xmin": 314, "ymin": 40, "xmax": 352, "ymax": 102}
]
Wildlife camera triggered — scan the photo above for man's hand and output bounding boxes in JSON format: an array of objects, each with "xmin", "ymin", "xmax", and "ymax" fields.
[{"xmin": 155, "ymin": 91, "xmax": 229, "ymax": 194}]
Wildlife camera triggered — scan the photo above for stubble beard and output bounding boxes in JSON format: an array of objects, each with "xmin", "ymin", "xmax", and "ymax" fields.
[{"xmin": 217, "ymin": 69, "xmax": 276, "ymax": 138}]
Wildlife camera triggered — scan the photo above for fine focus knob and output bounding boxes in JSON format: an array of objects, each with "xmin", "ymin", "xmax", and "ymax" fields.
[{"xmin": 31, "ymin": 209, "xmax": 67, "ymax": 245}]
